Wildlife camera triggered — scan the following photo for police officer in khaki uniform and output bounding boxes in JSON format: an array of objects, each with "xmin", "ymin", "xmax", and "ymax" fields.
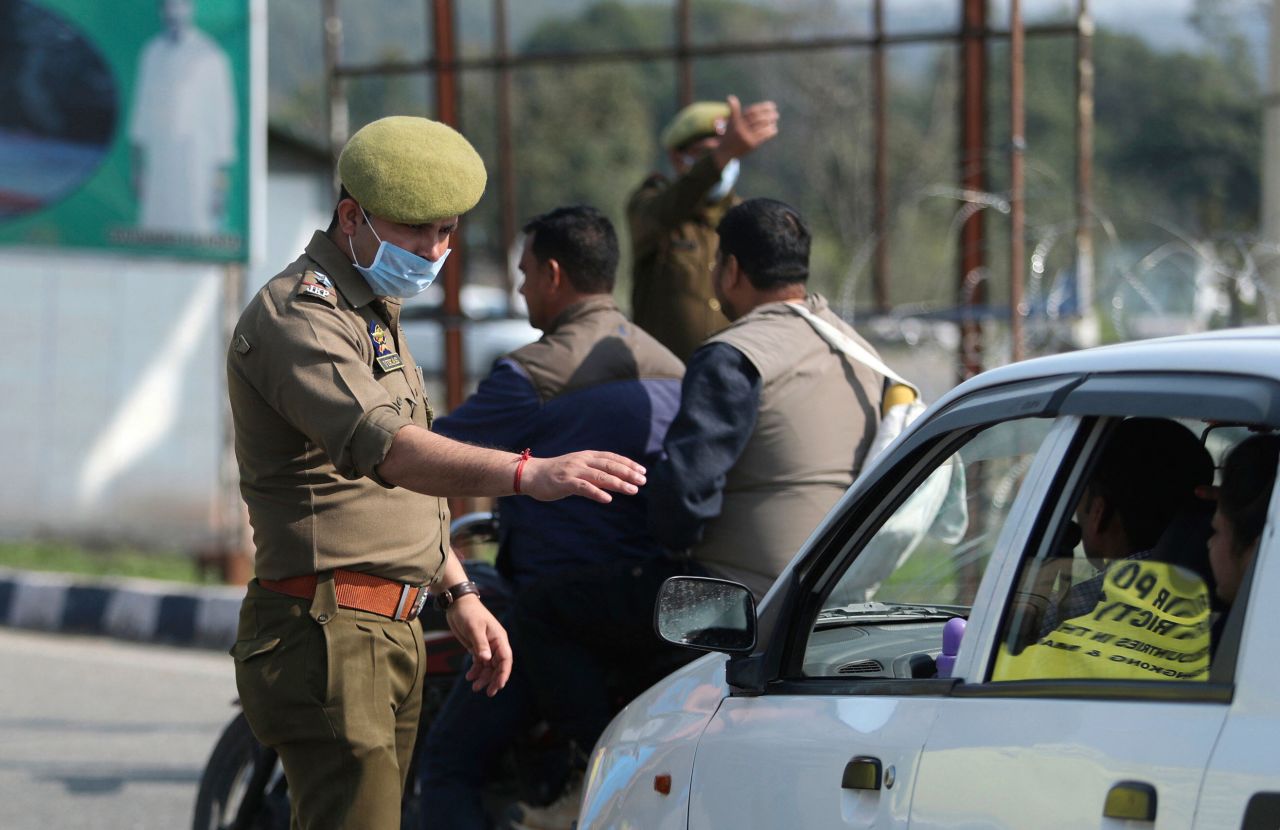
[
  {"xmin": 628, "ymin": 95, "xmax": 779, "ymax": 362},
  {"xmin": 226, "ymin": 116, "xmax": 646, "ymax": 830}
]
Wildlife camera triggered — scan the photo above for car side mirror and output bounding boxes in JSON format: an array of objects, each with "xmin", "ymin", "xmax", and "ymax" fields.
[{"xmin": 655, "ymin": 576, "xmax": 757, "ymax": 654}]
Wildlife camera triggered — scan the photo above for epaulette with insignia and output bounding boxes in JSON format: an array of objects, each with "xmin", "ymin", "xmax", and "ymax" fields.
[{"xmin": 296, "ymin": 271, "xmax": 337, "ymax": 307}]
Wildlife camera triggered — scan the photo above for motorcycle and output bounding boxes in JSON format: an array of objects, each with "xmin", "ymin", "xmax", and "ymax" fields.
[{"xmin": 192, "ymin": 512, "xmax": 572, "ymax": 830}]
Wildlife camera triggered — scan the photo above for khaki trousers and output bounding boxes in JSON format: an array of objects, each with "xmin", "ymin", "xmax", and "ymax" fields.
[{"xmin": 232, "ymin": 578, "xmax": 425, "ymax": 830}]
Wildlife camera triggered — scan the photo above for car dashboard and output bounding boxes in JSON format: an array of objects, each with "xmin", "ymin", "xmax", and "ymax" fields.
[{"xmin": 801, "ymin": 618, "xmax": 953, "ymax": 679}]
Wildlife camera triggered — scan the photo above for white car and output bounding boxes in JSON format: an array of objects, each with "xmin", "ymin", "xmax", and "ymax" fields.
[
  {"xmin": 400, "ymin": 283, "xmax": 539, "ymax": 379},
  {"xmin": 580, "ymin": 326, "xmax": 1280, "ymax": 830}
]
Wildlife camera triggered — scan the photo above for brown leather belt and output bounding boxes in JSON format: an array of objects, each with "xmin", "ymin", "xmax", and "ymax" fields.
[{"xmin": 259, "ymin": 568, "xmax": 428, "ymax": 621}]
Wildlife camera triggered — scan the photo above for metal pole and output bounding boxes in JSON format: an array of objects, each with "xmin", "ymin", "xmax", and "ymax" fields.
[
  {"xmin": 431, "ymin": 0, "xmax": 466, "ymax": 411},
  {"xmin": 1074, "ymin": 0, "xmax": 1097, "ymax": 346},
  {"xmin": 872, "ymin": 0, "xmax": 889, "ymax": 313},
  {"xmin": 1009, "ymin": 0, "xmax": 1026, "ymax": 362},
  {"xmin": 958, "ymin": 0, "xmax": 987, "ymax": 381},
  {"xmin": 1262, "ymin": 0, "xmax": 1280, "ymax": 299},
  {"xmin": 676, "ymin": 0, "xmax": 693, "ymax": 106},
  {"xmin": 322, "ymin": 0, "xmax": 348, "ymax": 179},
  {"xmin": 956, "ymin": 0, "xmax": 992, "ymax": 604},
  {"xmin": 495, "ymin": 0, "xmax": 517, "ymax": 300}
]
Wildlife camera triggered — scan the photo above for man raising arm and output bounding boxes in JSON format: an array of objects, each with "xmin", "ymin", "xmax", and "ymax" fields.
[{"xmin": 628, "ymin": 94, "xmax": 779, "ymax": 361}]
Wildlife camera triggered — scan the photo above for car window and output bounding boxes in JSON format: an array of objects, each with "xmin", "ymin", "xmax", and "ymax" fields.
[
  {"xmin": 801, "ymin": 417, "xmax": 1056, "ymax": 679},
  {"xmin": 990, "ymin": 418, "xmax": 1270, "ymax": 686}
]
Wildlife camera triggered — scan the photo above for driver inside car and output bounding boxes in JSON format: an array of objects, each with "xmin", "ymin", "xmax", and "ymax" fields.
[{"xmin": 996, "ymin": 418, "xmax": 1216, "ymax": 681}]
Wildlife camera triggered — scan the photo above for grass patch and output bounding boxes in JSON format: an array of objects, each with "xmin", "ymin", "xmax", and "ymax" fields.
[
  {"xmin": 0, "ymin": 541, "xmax": 207, "ymax": 584},
  {"xmin": 0, "ymin": 519, "xmax": 502, "ymax": 585}
]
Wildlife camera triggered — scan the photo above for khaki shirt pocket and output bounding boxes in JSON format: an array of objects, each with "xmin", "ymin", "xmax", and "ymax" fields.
[
  {"xmin": 394, "ymin": 394, "xmax": 434, "ymax": 429},
  {"xmin": 228, "ymin": 636, "xmax": 281, "ymax": 662},
  {"xmin": 377, "ymin": 363, "xmax": 432, "ymax": 430},
  {"xmin": 394, "ymin": 395, "xmax": 416, "ymax": 419}
]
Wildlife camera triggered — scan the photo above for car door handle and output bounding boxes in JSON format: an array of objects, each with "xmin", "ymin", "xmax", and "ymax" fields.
[
  {"xmin": 1103, "ymin": 781, "xmax": 1157, "ymax": 821},
  {"xmin": 841, "ymin": 756, "xmax": 883, "ymax": 791}
]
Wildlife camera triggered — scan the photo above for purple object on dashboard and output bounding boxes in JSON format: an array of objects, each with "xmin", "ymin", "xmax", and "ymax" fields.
[{"xmin": 936, "ymin": 617, "xmax": 967, "ymax": 678}]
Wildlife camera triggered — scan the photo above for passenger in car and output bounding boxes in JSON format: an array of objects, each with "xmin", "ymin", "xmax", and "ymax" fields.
[{"xmin": 1204, "ymin": 434, "xmax": 1279, "ymax": 610}]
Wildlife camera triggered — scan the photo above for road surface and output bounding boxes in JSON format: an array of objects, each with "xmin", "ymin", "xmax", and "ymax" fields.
[{"xmin": 0, "ymin": 628, "xmax": 237, "ymax": 829}]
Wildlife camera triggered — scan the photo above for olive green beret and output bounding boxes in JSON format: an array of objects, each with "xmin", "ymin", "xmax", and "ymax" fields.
[
  {"xmin": 660, "ymin": 101, "xmax": 730, "ymax": 151},
  {"xmin": 338, "ymin": 116, "xmax": 487, "ymax": 224}
]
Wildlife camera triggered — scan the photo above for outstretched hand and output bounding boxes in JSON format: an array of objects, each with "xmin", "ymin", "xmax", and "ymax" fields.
[
  {"xmin": 446, "ymin": 595, "xmax": 513, "ymax": 696},
  {"xmin": 519, "ymin": 451, "xmax": 647, "ymax": 504},
  {"xmin": 713, "ymin": 94, "xmax": 779, "ymax": 168}
]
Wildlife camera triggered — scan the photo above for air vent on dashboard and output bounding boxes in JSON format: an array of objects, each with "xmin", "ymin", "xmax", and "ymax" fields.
[{"xmin": 836, "ymin": 659, "xmax": 883, "ymax": 675}]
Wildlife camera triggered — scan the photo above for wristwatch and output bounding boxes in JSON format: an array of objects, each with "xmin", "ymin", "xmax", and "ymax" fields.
[{"xmin": 432, "ymin": 580, "xmax": 481, "ymax": 612}]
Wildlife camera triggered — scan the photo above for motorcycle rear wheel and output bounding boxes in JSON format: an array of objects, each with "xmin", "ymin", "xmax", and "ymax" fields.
[{"xmin": 192, "ymin": 711, "xmax": 289, "ymax": 830}]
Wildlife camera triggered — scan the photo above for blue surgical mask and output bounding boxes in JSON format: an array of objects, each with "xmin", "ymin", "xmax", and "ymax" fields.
[
  {"xmin": 706, "ymin": 158, "xmax": 740, "ymax": 203},
  {"xmin": 349, "ymin": 207, "xmax": 450, "ymax": 298}
]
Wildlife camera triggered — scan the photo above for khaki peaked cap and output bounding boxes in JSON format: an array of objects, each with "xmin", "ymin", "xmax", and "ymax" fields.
[
  {"xmin": 661, "ymin": 101, "xmax": 730, "ymax": 151},
  {"xmin": 338, "ymin": 116, "xmax": 487, "ymax": 224}
]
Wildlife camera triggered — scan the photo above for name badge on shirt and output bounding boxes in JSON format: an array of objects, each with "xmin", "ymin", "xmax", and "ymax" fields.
[{"xmin": 368, "ymin": 320, "xmax": 404, "ymax": 373}]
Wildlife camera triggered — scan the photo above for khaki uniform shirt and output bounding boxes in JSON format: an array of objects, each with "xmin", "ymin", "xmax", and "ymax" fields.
[
  {"xmin": 628, "ymin": 154, "xmax": 736, "ymax": 362},
  {"xmin": 227, "ymin": 231, "xmax": 449, "ymax": 584}
]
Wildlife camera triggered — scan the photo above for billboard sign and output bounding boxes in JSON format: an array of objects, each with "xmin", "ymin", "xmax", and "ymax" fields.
[{"xmin": 0, "ymin": 0, "xmax": 252, "ymax": 262}]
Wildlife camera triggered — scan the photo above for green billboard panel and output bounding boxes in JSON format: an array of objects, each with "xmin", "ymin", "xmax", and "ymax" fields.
[{"xmin": 0, "ymin": 0, "xmax": 251, "ymax": 262}]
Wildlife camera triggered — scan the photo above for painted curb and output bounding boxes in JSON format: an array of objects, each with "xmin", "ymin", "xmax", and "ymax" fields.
[{"xmin": 0, "ymin": 567, "xmax": 244, "ymax": 650}]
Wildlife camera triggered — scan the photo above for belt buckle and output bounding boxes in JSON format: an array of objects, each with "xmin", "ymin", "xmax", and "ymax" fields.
[{"xmin": 395, "ymin": 583, "xmax": 429, "ymax": 621}]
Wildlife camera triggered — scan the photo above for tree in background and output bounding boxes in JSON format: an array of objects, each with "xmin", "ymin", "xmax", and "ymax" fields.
[{"xmin": 266, "ymin": 0, "xmax": 1268, "ymax": 333}]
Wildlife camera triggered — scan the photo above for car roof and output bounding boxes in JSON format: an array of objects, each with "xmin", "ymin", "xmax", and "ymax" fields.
[{"xmin": 932, "ymin": 325, "xmax": 1280, "ymax": 411}]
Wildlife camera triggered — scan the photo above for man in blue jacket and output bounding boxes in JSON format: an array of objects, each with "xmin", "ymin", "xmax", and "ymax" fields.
[{"xmin": 416, "ymin": 205, "xmax": 684, "ymax": 829}]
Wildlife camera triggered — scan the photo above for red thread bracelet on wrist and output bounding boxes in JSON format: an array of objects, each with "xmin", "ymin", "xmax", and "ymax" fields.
[{"xmin": 513, "ymin": 448, "xmax": 532, "ymax": 494}]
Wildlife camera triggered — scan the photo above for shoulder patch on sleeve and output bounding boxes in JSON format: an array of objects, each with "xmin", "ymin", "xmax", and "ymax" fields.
[{"xmin": 296, "ymin": 270, "xmax": 338, "ymax": 307}]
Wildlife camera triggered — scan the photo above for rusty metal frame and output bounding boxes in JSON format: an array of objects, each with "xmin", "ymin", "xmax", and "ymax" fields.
[
  {"xmin": 872, "ymin": 0, "xmax": 889, "ymax": 315},
  {"xmin": 959, "ymin": 0, "xmax": 987, "ymax": 381},
  {"xmin": 430, "ymin": 0, "xmax": 466, "ymax": 409},
  {"xmin": 1075, "ymin": 0, "xmax": 1096, "ymax": 348},
  {"xmin": 321, "ymin": 0, "xmax": 346, "ymax": 173},
  {"xmin": 494, "ymin": 0, "xmax": 516, "ymax": 306},
  {"xmin": 336, "ymin": 25, "xmax": 1079, "ymax": 78},
  {"xmin": 676, "ymin": 0, "xmax": 694, "ymax": 107},
  {"xmin": 1010, "ymin": 0, "xmax": 1026, "ymax": 363},
  {"xmin": 323, "ymin": 2, "xmax": 1091, "ymax": 393}
]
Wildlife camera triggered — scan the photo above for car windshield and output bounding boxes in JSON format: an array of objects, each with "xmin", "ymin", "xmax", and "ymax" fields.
[{"xmin": 819, "ymin": 419, "xmax": 1054, "ymax": 616}]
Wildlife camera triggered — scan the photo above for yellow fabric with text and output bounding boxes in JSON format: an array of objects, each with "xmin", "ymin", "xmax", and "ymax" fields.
[{"xmin": 994, "ymin": 560, "xmax": 1211, "ymax": 682}]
